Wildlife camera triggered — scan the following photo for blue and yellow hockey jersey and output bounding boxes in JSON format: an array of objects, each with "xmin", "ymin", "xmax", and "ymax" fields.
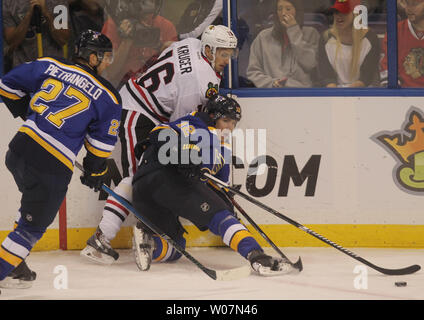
[
  {"xmin": 0, "ymin": 57, "xmax": 122, "ymax": 172},
  {"xmin": 148, "ymin": 111, "xmax": 231, "ymax": 183}
]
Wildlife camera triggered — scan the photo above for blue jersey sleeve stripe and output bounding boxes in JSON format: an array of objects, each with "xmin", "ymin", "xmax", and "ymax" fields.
[
  {"xmin": 85, "ymin": 134, "xmax": 115, "ymax": 152},
  {"xmin": 0, "ymin": 80, "xmax": 26, "ymax": 99},
  {"xmin": 38, "ymin": 57, "xmax": 120, "ymax": 105},
  {"xmin": 84, "ymin": 140, "xmax": 112, "ymax": 158}
]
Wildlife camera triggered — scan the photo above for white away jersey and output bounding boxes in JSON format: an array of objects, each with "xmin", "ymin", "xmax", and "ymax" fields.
[{"xmin": 119, "ymin": 38, "xmax": 221, "ymax": 124}]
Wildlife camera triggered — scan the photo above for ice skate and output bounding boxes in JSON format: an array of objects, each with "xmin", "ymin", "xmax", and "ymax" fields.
[
  {"xmin": 80, "ymin": 227, "xmax": 119, "ymax": 265},
  {"xmin": 248, "ymin": 250, "xmax": 296, "ymax": 276},
  {"xmin": 132, "ymin": 221, "xmax": 155, "ymax": 271},
  {"xmin": 0, "ymin": 260, "xmax": 36, "ymax": 289}
]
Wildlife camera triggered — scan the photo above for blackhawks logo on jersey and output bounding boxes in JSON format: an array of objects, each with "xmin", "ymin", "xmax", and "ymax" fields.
[{"xmin": 205, "ymin": 82, "xmax": 219, "ymax": 99}]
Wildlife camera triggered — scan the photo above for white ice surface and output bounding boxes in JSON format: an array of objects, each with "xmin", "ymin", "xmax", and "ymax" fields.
[{"xmin": 1, "ymin": 247, "xmax": 423, "ymax": 300}]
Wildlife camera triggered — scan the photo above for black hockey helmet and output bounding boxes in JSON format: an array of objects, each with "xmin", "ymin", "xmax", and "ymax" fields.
[
  {"xmin": 202, "ymin": 94, "xmax": 242, "ymax": 122},
  {"xmin": 74, "ymin": 29, "xmax": 113, "ymax": 64}
]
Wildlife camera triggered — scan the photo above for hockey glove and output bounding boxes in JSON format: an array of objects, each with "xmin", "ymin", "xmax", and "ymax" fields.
[
  {"xmin": 80, "ymin": 154, "xmax": 108, "ymax": 192},
  {"xmin": 80, "ymin": 167, "xmax": 108, "ymax": 192}
]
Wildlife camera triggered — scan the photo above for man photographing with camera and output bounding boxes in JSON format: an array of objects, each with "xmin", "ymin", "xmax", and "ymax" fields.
[{"xmin": 101, "ymin": 0, "xmax": 177, "ymax": 88}]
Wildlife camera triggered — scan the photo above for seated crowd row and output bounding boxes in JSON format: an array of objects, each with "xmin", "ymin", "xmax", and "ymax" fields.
[{"xmin": 2, "ymin": 0, "xmax": 423, "ymax": 89}]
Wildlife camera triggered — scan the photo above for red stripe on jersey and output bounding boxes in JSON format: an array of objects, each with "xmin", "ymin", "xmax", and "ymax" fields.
[
  {"xmin": 107, "ymin": 199, "xmax": 130, "ymax": 216},
  {"xmin": 127, "ymin": 111, "xmax": 138, "ymax": 176},
  {"xmin": 130, "ymin": 78, "xmax": 168, "ymax": 123}
]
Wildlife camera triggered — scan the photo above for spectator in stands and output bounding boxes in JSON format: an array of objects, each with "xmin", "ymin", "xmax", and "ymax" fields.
[
  {"xmin": 246, "ymin": 0, "xmax": 320, "ymax": 88},
  {"xmin": 380, "ymin": 0, "xmax": 424, "ymax": 87},
  {"xmin": 69, "ymin": 0, "xmax": 104, "ymax": 36},
  {"xmin": 68, "ymin": 0, "xmax": 104, "ymax": 59},
  {"xmin": 101, "ymin": 0, "xmax": 177, "ymax": 88},
  {"xmin": 177, "ymin": 0, "xmax": 222, "ymax": 40},
  {"xmin": 2, "ymin": 0, "xmax": 70, "ymax": 68},
  {"xmin": 397, "ymin": 0, "xmax": 408, "ymax": 20},
  {"xmin": 318, "ymin": 0, "xmax": 381, "ymax": 87}
]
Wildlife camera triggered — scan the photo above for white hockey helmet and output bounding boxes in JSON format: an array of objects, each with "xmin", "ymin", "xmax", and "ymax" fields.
[{"xmin": 201, "ymin": 25, "xmax": 238, "ymax": 69}]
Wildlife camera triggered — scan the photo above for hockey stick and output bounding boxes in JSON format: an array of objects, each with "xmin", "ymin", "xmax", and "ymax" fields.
[
  {"xmin": 204, "ymin": 173, "xmax": 421, "ymax": 276},
  {"xmin": 223, "ymin": 191, "xmax": 303, "ymax": 273},
  {"xmin": 75, "ymin": 162, "xmax": 251, "ymax": 281}
]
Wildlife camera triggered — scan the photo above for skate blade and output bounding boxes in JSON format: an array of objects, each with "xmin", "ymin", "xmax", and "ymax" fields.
[
  {"xmin": 0, "ymin": 277, "xmax": 33, "ymax": 289},
  {"xmin": 80, "ymin": 246, "xmax": 115, "ymax": 265},
  {"xmin": 256, "ymin": 263, "xmax": 298, "ymax": 277},
  {"xmin": 132, "ymin": 237, "xmax": 151, "ymax": 271}
]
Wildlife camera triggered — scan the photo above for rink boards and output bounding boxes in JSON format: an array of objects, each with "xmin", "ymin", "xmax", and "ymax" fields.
[{"xmin": 0, "ymin": 96, "xmax": 424, "ymax": 250}]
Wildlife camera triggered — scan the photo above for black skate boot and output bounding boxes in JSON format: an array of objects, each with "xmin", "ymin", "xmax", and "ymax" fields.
[
  {"xmin": 247, "ymin": 249, "xmax": 296, "ymax": 276},
  {"xmin": 80, "ymin": 227, "xmax": 119, "ymax": 265},
  {"xmin": 0, "ymin": 260, "xmax": 36, "ymax": 289},
  {"xmin": 132, "ymin": 221, "xmax": 155, "ymax": 271}
]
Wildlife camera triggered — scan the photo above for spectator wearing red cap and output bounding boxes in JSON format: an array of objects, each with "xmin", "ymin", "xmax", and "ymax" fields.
[
  {"xmin": 317, "ymin": 0, "xmax": 381, "ymax": 87},
  {"xmin": 380, "ymin": 0, "xmax": 424, "ymax": 87}
]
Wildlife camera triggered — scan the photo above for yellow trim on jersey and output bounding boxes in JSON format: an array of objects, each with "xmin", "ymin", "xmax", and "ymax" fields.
[
  {"xmin": 206, "ymin": 180, "xmax": 229, "ymax": 193},
  {"xmin": 0, "ymin": 246, "xmax": 23, "ymax": 267},
  {"xmin": 37, "ymin": 57, "xmax": 120, "ymax": 105},
  {"xmin": 151, "ymin": 125, "xmax": 171, "ymax": 132},
  {"xmin": 229, "ymin": 230, "xmax": 252, "ymax": 252},
  {"xmin": 0, "ymin": 88, "xmax": 22, "ymax": 100},
  {"xmin": 19, "ymin": 126, "xmax": 74, "ymax": 171},
  {"xmin": 154, "ymin": 237, "xmax": 169, "ymax": 262},
  {"xmin": 208, "ymin": 127, "xmax": 218, "ymax": 135},
  {"xmin": 91, "ymin": 167, "xmax": 108, "ymax": 177},
  {"xmin": 221, "ymin": 142, "xmax": 231, "ymax": 149},
  {"xmin": 84, "ymin": 140, "xmax": 112, "ymax": 158}
]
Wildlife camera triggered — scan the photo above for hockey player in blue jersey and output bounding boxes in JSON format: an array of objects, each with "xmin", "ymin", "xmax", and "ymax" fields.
[
  {"xmin": 0, "ymin": 30, "xmax": 122, "ymax": 289},
  {"xmin": 131, "ymin": 94, "xmax": 296, "ymax": 276}
]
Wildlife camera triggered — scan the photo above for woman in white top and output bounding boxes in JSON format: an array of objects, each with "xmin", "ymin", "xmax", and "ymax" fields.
[{"xmin": 317, "ymin": 0, "xmax": 381, "ymax": 88}]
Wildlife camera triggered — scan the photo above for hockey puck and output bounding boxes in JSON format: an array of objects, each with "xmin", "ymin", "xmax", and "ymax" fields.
[{"xmin": 395, "ymin": 281, "xmax": 407, "ymax": 287}]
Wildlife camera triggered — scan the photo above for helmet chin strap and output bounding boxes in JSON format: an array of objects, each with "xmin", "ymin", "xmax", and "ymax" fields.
[
  {"xmin": 89, "ymin": 53, "xmax": 103, "ymax": 72},
  {"xmin": 211, "ymin": 48, "xmax": 217, "ymax": 72}
]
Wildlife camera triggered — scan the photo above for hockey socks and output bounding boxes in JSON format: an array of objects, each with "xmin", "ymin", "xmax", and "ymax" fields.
[
  {"xmin": 207, "ymin": 210, "xmax": 262, "ymax": 259},
  {"xmin": 0, "ymin": 218, "xmax": 43, "ymax": 280},
  {"xmin": 99, "ymin": 177, "xmax": 133, "ymax": 242},
  {"xmin": 152, "ymin": 235, "xmax": 185, "ymax": 262}
]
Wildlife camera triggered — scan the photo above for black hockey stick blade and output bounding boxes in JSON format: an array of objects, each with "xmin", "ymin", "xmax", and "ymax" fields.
[
  {"xmin": 75, "ymin": 162, "xmax": 251, "ymax": 280},
  {"xmin": 204, "ymin": 173, "xmax": 421, "ymax": 276},
  {"xmin": 356, "ymin": 256, "xmax": 420, "ymax": 276},
  {"xmin": 293, "ymin": 257, "xmax": 303, "ymax": 273}
]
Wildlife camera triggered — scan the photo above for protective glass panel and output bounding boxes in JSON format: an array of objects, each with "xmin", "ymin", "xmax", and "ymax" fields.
[{"xmin": 236, "ymin": 0, "xmax": 388, "ymax": 88}]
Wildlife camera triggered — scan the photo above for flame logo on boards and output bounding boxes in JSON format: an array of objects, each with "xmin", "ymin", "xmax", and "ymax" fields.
[{"xmin": 373, "ymin": 107, "xmax": 424, "ymax": 193}]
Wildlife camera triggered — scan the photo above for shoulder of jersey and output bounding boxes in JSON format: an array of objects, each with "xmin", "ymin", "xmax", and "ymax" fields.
[
  {"xmin": 36, "ymin": 56, "xmax": 122, "ymax": 106},
  {"xmin": 170, "ymin": 38, "xmax": 201, "ymax": 53}
]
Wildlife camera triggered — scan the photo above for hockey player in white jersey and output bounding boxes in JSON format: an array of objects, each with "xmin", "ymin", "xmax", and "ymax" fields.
[{"xmin": 81, "ymin": 25, "xmax": 238, "ymax": 265}]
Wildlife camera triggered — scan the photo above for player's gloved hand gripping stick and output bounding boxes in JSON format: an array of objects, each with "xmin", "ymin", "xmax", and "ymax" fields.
[
  {"xmin": 75, "ymin": 161, "xmax": 251, "ymax": 281},
  {"xmin": 203, "ymin": 173, "xmax": 421, "ymax": 276}
]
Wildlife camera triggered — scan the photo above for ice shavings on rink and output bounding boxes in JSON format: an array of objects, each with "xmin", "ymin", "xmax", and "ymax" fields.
[{"xmin": 1, "ymin": 247, "xmax": 424, "ymax": 300}]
